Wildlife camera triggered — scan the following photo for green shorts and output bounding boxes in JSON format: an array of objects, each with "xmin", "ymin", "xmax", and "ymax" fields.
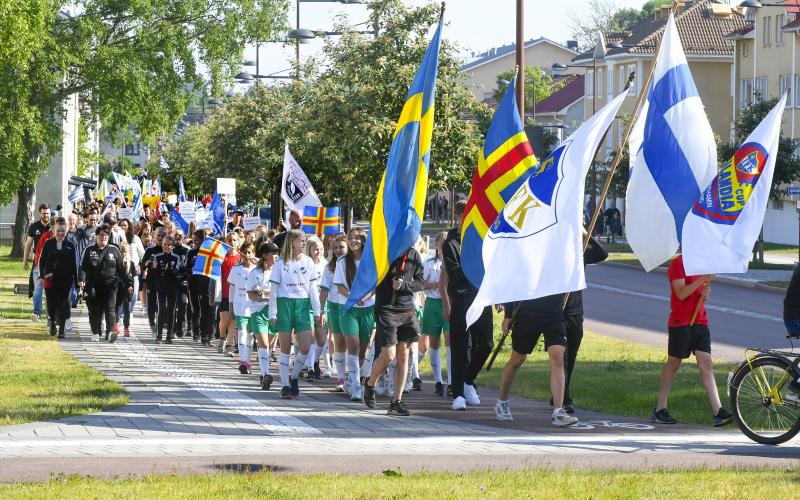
[
  {"xmin": 276, "ymin": 297, "xmax": 312, "ymax": 333},
  {"xmin": 249, "ymin": 308, "xmax": 277, "ymax": 336},
  {"xmin": 328, "ymin": 302, "xmax": 344, "ymax": 334},
  {"xmin": 340, "ymin": 305, "xmax": 375, "ymax": 343},
  {"xmin": 422, "ymin": 298, "xmax": 450, "ymax": 336},
  {"xmin": 235, "ymin": 315, "xmax": 251, "ymax": 329}
]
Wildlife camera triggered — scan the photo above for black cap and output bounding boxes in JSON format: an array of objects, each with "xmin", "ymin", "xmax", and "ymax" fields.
[
  {"xmin": 259, "ymin": 242, "xmax": 280, "ymax": 255},
  {"xmin": 103, "ymin": 214, "xmax": 117, "ymax": 225}
]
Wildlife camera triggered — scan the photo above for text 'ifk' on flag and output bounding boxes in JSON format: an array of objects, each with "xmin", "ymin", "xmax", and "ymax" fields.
[
  {"xmin": 193, "ymin": 237, "xmax": 231, "ymax": 281},
  {"xmin": 302, "ymin": 206, "xmax": 340, "ymax": 235},
  {"xmin": 682, "ymin": 93, "xmax": 787, "ymax": 275},
  {"xmin": 461, "ymin": 75, "xmax": 538, "ymax": 287},
  {"xmin": 625, "ymin": 12, "xmax": 717, "ymax": 271},
  {"xmin": 466, "ymin": 90, "xmax": 628, "ymax": 328},
  {"xmin": 344, "ymin": 15, "xmax": 443, "ymax": 312}
]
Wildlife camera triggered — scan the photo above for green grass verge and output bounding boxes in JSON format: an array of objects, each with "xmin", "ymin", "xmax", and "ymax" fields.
[
  {"xmin": 0, "ymin": 244, "xmax": 32, "ymax": 319},
  {"xmin": 0, "ymin": 319, "xmax": 128, "ymax": 426},
  {"xmin": 1, "ymin": 467, "xmax": 795, "ymax": 497}
]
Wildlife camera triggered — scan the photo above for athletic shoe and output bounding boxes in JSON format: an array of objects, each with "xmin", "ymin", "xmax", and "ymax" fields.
[
  {"xmin": 261, "ymin": 374, "xmax": 273, "ymax": 391},
  {"xmin": 201, "ymin": 339, "xmax": 209, "ymax": 346},
  {"xmin": 322, "ymin": 367, "xmax": 333, "ymax": 379},
  {"xmin": 651, "ymin": 408, "xmax": 676, "ymax": 424},
  {"xmin": 351, "ymin": 385, "xmax": 363, "ymax": 402},
  {"xmin": 713, "ymin": 407, "xmax": 734, "ymax": 427},
  {"xmin": 57, "ymin": 330, "xmax": 65, "ymax": 340},
  {"xmin": 563, "ymin": 396, "xmax": 575, "ymax": 415},
  {"xmin": 290, "ymin": 377, "xmax": 300, "ymax": 397},
  {"xmin": 164, "ymin": 338, "xmax": 173, "ymax": 345},
  {"xmin": 217, "ymin": 344, "xmax": 224, "ymax": 354},
  {"xmin": 334, "ymin": 378, "xmax": 345, "ymax": 392},
  {"xmin": 363, "ymin": 384, "xmax": 376, "ymax": 409},
  {"xmin": 30, "ymin": 313, "xmax": 40, "ymax": 322},
  {"xmin": 495, "ymin": 400, "xmax": 513, "ymax": 421},
  {"xmin": 104, "ymin": 332, "xmax": 109, "ymax": 341},
  {"xmin": 239, "ymin": 362, "xmax": 250, "ymax": 375},
  {"xmin": 464, "ymin": 384, "xmax": 481, "ymax": 406},
  {"xmin": 304, "ymin": 369, "xmax": 315, "ymax": 382},
  {"xmin": 154, "ymin": 338, "xmax": 162, "ymax": 345},
  {"xmin": 124, "ymin": 327, "xmax": 130, "ymax": 338},
  {"xmin": 150, "ymin": 324, "xmax": 157, "ymax": 336},
  {"xmin": 113, "ymin": 323, "xmax": 120, "ymax": 334},
  {"xmin": 446, "ymin": 384, "xmax": 453, "ymax": 398},
  {"xmin": 66, "ymin": 319, "xmax": 73, "ymax": 332},
  {"xmin": 92, "ymin": 334, "xmax": 100, "ymax": 343},
  {"xmin": 552, "ymin": 408, "xmax": 579, "ymax": 427},
  {"xmin": 403, "ymin": 378, "xmax": 413, "ymax": 394},
  {"xmin": 109, "ymin": 331, "xmax": 118, "ymax": 344},
  {"xmin": 314, "ymin": 362, "xmax": 321, "ymax": 380},
  {"xmin": 451, "ymin": 396, "xmax": 467, "ymax": 411},
  {"xmin": 434, "ymin": 382, "xmax": 444, "ymax": 396},
  {"xmin": 280, "ymin": 386, "xmax": 292, "ymax": 399},
  {"xmin": 387, "ymin": 400, "xmax": 411, "ymax": 417},
  {"xmin": 49, "ymin": 324, "xmax": 56, "ymax": 336},
  {"xmin": 412, "ymin": 377, "xmax": 422, "ymax": 391},
  {"xmin": 224, "ymin": 347, "xmax": 235, "ymax": 358}
]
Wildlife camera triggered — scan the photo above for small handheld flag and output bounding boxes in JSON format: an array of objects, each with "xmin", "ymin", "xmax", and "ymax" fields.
[
  {"xmin": 68, "ymin": 185, "xmax": 84, "ymax": 204},
  {"xmin": 193, "ymin": 237, "xmax": 230, "ymax": 281},
  {"xmin": 302, "ymin": 206, "xmax": 340, "ymax": 235},
  {"xmin": 179, "ymin": 176, "xmax": 187, "ymax": 203},
  {"xmin": 159, "ymin": 156, "xmax": 170, "ymax": 170},
  {"xmin": 282, "ymin": 144, "xmax": 322, "ymax": 211}
]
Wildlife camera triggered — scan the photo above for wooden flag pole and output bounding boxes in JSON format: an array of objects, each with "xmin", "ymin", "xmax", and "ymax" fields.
[{"xmin": 689, "ymin": 297, "xmax": 704, "ymax": 326}]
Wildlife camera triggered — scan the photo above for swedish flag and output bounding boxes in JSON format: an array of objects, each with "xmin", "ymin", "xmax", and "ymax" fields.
[{"xmin": 344, "ymin": 18, "xmax": 443, "ymax": 311}]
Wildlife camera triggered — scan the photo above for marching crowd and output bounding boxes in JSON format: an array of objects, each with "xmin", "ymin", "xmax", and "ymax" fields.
[{"xmin": 26, "ymin": 194, "xmax": 800, "ymax": 429}]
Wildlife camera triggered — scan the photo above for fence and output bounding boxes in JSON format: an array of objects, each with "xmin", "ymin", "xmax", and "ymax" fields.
[{"xmin": 0, "ymin": 224, "xmax": 13, "ymax": 245}]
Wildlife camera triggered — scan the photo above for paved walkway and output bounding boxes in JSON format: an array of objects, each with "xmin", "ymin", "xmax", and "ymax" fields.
[{"xmin": 0, "ymin": 308, "xmax": 797, "ymax": 481}]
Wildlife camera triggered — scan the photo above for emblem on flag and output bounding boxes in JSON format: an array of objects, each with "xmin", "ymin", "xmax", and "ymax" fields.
[
  {"xmin": 302, "ymin": 206, "xmax": 340, "ymax": 235},
  {"xmin": 193, "ymin": 237, "xmax": 230, "ymax": 281}
]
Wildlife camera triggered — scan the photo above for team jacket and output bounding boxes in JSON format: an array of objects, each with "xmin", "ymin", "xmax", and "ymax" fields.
[
  {"xmin": 80, "ymin": 244, "xmax": 129, "ymax": 290},
  {"xmin": 154, "ymin": 251, "xmax": 182, "ymax": 292}
]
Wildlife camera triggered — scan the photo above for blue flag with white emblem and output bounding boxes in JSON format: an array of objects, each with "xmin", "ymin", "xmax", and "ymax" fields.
[{"xmin": 625, "ymin": 13, "xmax": 717, "ymax": 271}]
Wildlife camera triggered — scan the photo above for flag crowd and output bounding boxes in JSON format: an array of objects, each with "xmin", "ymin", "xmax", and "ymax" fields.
[{"xmin": 22, "ymin": 12, "xmax": 800, "ymax": 428}]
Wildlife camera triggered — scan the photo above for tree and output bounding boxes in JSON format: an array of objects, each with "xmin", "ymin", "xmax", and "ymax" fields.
[
  {"xmin": 569, "ymin": 0, "xmax": 671, "ymax": 50},
  {"xmin": 493, "ymin": 66, "xmax": 564, "ymax": 120},
  {"xmin": 3, "ymin": 0, "xmax": 289, "ymax": 257}
]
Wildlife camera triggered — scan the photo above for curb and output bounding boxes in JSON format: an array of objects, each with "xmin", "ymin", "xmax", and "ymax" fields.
[{"xmin": 600, "ymin": 261, "xmax": 787, "ymax": 295}]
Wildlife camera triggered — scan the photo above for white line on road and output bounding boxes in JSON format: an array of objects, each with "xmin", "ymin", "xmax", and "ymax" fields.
[{"xmin": 587, "ymin": 283, "xmax": 782, "ymax": 323}]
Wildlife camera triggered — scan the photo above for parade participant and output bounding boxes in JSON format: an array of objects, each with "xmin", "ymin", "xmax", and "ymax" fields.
[
  {"xmin": 153, "ymin": 236, "xmax": 182, "ymax": 344},
  {"xmin": 104, "ymin": 214, "xmax": 125, "ymax": 247},
  {"xmin": 65, "ymin": 213, "xmax": 80, "ymax": 316},
  {"xmin": 217, "ymin": 231, "xmax": 241, "ymax": 355},
  {"xmin": 272, "ymin": 209, "xmax": 303, "ymax": 249},
  {"xmin": 494, "ymin": 296, "xmax": 577, "ymax": 427},
  {"xmin": 229, "ymin": 242, "xmax": 257, "ymax": 374},
  {"xmin": 114, "ymin": 241, "xmax": 137, "ymax": 337},
  {"xmin": 651, "ymin": 254, "xmax": 733, "ymax": 427},
  {"xmin": 362, "ymin": 244, "xmax": 425, "ymax": 416},
  {"xmin": 227, "ymin": 210, "xmax": 244, "ymax": 233},
  {"xmin": 80, "ymin": 225, "xmax": 128, "ymax": 343},
  {"xmin": 785, "ymin": 266, "xmax": 800, "ymax": 393},
  {"xmin": 305, "ymin": 235, "xmax": 328, "ymax": 379},
  {"xmin": 421, "ymin": 232, "xmax": 449, "ymax": 396},
  {"xmin": 38, "ymin": 218, "xmax": 78, "ymax": 339},
  {"xmin": 321, "ymin": 235, "xmax": 348, "ymax": 390},
  {"xmin": 247, "ymin": 242, "xmax": 280, "ymax": 390},
  {"xmin": 119, "ymin": 218, "xmax": 145, "ymax": 322},
  {"xmin": 172, "ymin": 230, "xmax": 190, "ymax": 338},
  {"xmin": 141, "ymin": 228, "xmax": 165, "ymax": 334},
  {"xmin": 334, "ymin": 228, "xmax": 376, "ymax": 401},
  {"xmin": 407, "ymin": 236, "xmax": 428, "ymax": 392},
  {"xmin": 186, "ymin": 230, "xmax": 214, "ymax": 344},
  {"xmin": 441, "ymin": 200, "xmax": 494, "ymax": 410},
  {"xmin": 268, "ymin": 229, "xmax": 321, "ymax": 399},
  {"xmin": 23, "ymin": 203, "xmax": 51, "ymax": 322}
]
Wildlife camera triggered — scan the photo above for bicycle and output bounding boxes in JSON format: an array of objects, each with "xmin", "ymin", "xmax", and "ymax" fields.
[{"xmin": 728, "ymin": 334, "xmax": 800, "ymax": 445}]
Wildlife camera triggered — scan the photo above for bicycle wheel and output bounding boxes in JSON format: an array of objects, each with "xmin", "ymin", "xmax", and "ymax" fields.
[{"xmin": 730, "ymin": 356, "xmax": 800, "ymax": 445}]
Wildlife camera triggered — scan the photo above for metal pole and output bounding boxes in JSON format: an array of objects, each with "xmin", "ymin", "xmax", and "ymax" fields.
[
  {"xmin": 296, "ymin": 0, "xmax": 301, "ymax": 80},
  {"xmin": 515, "ymin": 0, "xmax": 524, "ymax": 121},
  {"xmin": 591, "ymin": 56, "xmax": 597, "ymax": 226},
  {"xmin": 256, "ymin": 41, "xmax": 260, "ymax": 89}
]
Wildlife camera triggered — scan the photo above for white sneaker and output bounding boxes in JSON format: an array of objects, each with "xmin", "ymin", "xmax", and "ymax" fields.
[
  {"xmin": 451, "ymin": 396, "xmax": 467, "ymax": 410},
  {"xmin": 552, "ymin": 408, "xmax": 579, "ymax": 427},
  {"xmin": 344, "ymin": 377, "xmax": 353, "ymax": 396},
  {"xmin": 464, "ymin": 384, "xmax": 481, "ymax": 406},
  {"xmin": 30, "ymin": 313, "xmax": 40, "ymax": 322},
  {"xmin": 65, "ymin": 319, "xmax": 73, "ymax": 331},
  {"xmin": 495, "ymin": 400, "xmax": 513, "ymax": 421},
  {"xmin": 322, "ymin": 367, "xmax": 333, "ymax": 378},
  {"xmin": 92, "ymin": 335, "xmax": 100, "ymax": 343},
  {"xmin": 350, "ymin": 385, "xmax": 363, "ymax": 402}
]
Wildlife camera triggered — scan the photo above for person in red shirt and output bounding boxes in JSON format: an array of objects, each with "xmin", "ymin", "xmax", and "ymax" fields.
[
  {"xmin": 216, "ymin": 231, "xmax": 241, "ymax": 355},
  {"xmin": 652, "ymin": 254, "xmax": 733, "ymax": 427}
]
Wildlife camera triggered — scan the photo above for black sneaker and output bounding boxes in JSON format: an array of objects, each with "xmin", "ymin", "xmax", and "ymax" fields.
[
  {"xmin": 238, "ymin": 363, "xmax": 249, "ymax": 375},
  {"xmin": 434, "ymin": 382, "xmax": 444, "ymax": 396},
  {"xmin": 446, "ymin": 384, "xmax": 453, "ymax": 398},
  {"xmin": 304, "ymin": 369, "xmax": 315, "ymax": 381},
  {"xmin": 713, "ymin": 407, "xmax": 734, "ymax": 427},
  {"xmin": 165, "ymin": 338, "xmax": 173, "ymax": 345},
  {"xmin": 49, "ymin": 324, "xmax": 56, "ymax": 336},
  {"xmin": 314, "ymin": 361, "xmax": 321, "ymax": 380},
  {"xmin": 280, "ymin": 386, "xmax": 292, "ymax": 399},
  {"xmin": 412, "ymin": 377, "xmax": 422, "ymax": 391},
  {"xmin": 290, "ymin": 377, "xmax": 300, "ymax": 397},
  {"xmin": 57, "ymin": 330, "xmax": 65, "ymax": 339},
  {"xmin": 651, "ymin": 408, "xmax": 676, "ymax": 424},
  {"xmin": 387, "ymin": 400, "xmax": 411, "ymax": 417},
  {"xmin": 261, "ymin": 374, "xmax": 273, "ymax": 391},
  {"xmin": 363, "ymin": 384, "xmax": 376, "ymax": 409},
  {"xmin": 564, "ymin": 396, "xmax": 575, "ymax": 415}
]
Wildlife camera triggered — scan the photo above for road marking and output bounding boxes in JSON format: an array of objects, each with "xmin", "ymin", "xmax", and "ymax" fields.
[
  {"xmin": 587, "ymin": 283, "xmax": 782, "ymax": 323},
  {"xmin": 114, "ymin": 336, "xmax": 322, "ymax": 436}
]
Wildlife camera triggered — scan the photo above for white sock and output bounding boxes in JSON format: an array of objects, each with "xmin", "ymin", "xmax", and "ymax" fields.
[
  {"xmin": 279, "ymin": 352, "xmax": 291, "ymax": 386},
  {"xmin": 445, "ymin": 346, "xmax": 452, "ymax": 385},
  {"xmin": 418, "ymin": 349, "xmax": 427, "ymax": 364},
  {"xmin": 291, "ymin": 352, "xmax": 308, "ymax": 379},
  {"xmin": 361, "ymin": 345, "xmax": 374, "ymax": 376},
  {"xmin": 238, "ymin": 330, "xmax": 249, "ymax": 364},
  {"xmin": 429, "ymin": 347, "xmax": 442, "ymax": 383},
  {"xmin": 388, "ymin": 358, "xmax": 397, "ymax": 388},
  {"xmin": 306, "ymin": 344, "xmax": 316, "ymax": 370},
  {"xmin": 334, "ymin": 351, "xmax": 346, "ymax": 381},
  {"xmin": 347, "ymin": 354, "xmax": 361, "ymax": 387},
  {"xmin": 322, "ymin": 344, "xmax": 331, "ymax": 372},
  {"xmin": 258, "ymin": 347, "xmax": 271, "ymax": 376},
  {"xmin": 410, "ymin": 347, "xmax": 420, "ymax": 380}
]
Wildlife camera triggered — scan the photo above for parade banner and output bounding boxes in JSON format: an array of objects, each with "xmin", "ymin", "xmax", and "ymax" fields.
[
  {"xmin": 243, "ymin": 216, "xmax": 262, "ymax": 231},
  {"xmin": 282, "ymin": 143, "xmax": 322, "ymax": 211}
]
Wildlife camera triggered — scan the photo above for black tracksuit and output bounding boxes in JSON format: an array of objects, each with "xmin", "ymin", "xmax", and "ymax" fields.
[
  {"xmin": 39, "ymin": 238, "xmax": 78, "ymax": 336},
  {"xmin": 173, "ymin": 245, "xmax": 189, "ymax": 337},
  {"xmin": 186, "ymin": 248, "xmax": 216, "ymax": 342},
  {"xmin": 141, "ymin": 244, "xmax": 162, "ymax": 328},
  {"xmin": 81, "ymin": 244, "xmax": 129, "ymax": 337},
  {"xmin": 115, "ymin": 261, "xmax": 138, "ymax": 328},
  {"xmin": 154, "ymin": 251, "xmax": 182, "ymax": 341}
]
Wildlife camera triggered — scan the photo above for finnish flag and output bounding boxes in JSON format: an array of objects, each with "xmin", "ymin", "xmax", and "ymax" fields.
[{"xmin": 625, "ymin": 13, "xmax": 717, "ymax": 271}]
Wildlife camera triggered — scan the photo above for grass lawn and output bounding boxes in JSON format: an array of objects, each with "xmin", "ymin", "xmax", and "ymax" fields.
[
  {"xmin": 1, "ymin": 467, "xmax": 796, "ymax": 497},
  {"xmin": 0, "ymin": 319, "xmax": 128, "ymax": 426},
  {"xmin": 0, "ymin": 244, "xmax": 31, "ymax": 319}
]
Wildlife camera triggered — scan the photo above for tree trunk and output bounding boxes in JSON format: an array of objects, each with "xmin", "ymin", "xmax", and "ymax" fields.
[{"xmin": 10, "ymin": 184, "xmax": 36, "ymax": 258}]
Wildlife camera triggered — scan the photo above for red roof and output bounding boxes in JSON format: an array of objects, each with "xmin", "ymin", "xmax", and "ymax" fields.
[{"xmin": 536, "ymin": 75, "xmax": 584, "ymax": 114}]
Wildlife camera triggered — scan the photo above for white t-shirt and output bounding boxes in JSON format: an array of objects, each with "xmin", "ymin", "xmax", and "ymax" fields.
[
  {"xmin": 423, "ymin": 257, "xmax": 443, "ymax": 299},
  {"xmin": 320, "ymin": 265, "xmax": 345, "ymax": 305},
  {"xmin": 268, "ymin": 254, "xmax": 321, "ymax": 319},
  {"xmin": 248, "ymin": 266, "xmax": 272, "ymax": 314},
  {"xmin": 228, "ymin": 263, "xmax": 256, "ymax": 317},
  {"xmin": 333, "ymin": 256, "xmax": 375, "ymax": 308}
]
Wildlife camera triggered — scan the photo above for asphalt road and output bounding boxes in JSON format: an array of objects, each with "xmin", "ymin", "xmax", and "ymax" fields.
[{"xmin": 583, "ymin": 263, "xmax": 788, "ymax": 362}]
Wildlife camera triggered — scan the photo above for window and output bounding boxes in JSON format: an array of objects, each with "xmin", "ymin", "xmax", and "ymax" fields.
[
  {"xmin": 754, "ymin": 76, "xmax": 768, "ymax": 101},
  {"xmin": 763, "ymin": 16, "xmax": 772, "ymax": 46},
  {"xmin": 780, "ymin": 75, "xmax": 794, "ymax": 107},
  {"xmin": 742, "ymin": 41, "xmax": 749, "ymax": 58},
  {"xmin": 739, "ymin": 78, "xmax": 753, "ymax": 108},
  {"xmin": 586, "ymin": 69, "xmax": 594, "ymax": 98},
  {"xmin": 795, "ymin": 75, "xmax": 800, "ymax": 108},
  {"xmin": 776, "ymin": 14, "xmax": 785, "ymax": 45},
  {"xmin": 596, "ymin": 67, "xmax": 603, "ymax": 96},
  {"xmin": 124, "ymin": 142, "xmax": 140, "ymax": 156}
]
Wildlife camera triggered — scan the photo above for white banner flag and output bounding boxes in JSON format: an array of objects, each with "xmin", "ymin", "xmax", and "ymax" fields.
[{"xmin": 282, "ymin": 142, "xmax": 322, "ymax": 211}]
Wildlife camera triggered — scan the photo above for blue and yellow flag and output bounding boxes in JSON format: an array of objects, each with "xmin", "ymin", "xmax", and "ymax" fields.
[
  {"xmin": 302, "ymin": 206, "xmax": 340, "ymax": 235},
  {"xmin": 344, "ymin": 19, "xmax": 443, "ymax": 311},
  {"xmin": 193, "ymin": 237, "xmax": 230, "ymax": 281},
  {"xmin": 461, "ymin": 77, "xmax": 538, "ymax": 287}
]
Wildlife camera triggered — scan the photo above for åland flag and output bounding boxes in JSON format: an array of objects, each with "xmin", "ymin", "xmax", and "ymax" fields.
[
  {"xmin": 193, "ymin": 237, "xmax": 230, "ymax": 281},
  {"xmin": 461, "ymin": 76, "xmax": 538, "ymax": 287},
  {"xmin": 302, "ymin": 206, "xmax": 340, "ymax": 235},
  {"xmin": 344, "ymin": 17, "xmax": 443, "ymax": 312},
  {"xmin": 682, "ymin": 93, "xmax": 786, "ymax": 275}
]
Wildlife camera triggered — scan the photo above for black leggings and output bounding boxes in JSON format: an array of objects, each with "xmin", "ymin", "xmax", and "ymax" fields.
[
  {"xmin": 88, "ymin": 288, "xmax": 117, "ymax": 336},
  {"xmin": 157, "ymin": 291, "xmax": 178, "ymax": 340},
  {"xmin": 174, "ymin": 287, "xmax": 188, "ymax": 336},
  {"xmin": 45, "ymin": 285, "xmax": 70, "ymax": 333},
  {"xmin": 115, "ymin": 291, "xmax": 131, "ymax": 328},
  {"xmin": 564, "ymin": 314, "xmax": 583, "ymax": 401},
  {"xmin": 449, "ymin": 295, "xmax": 494, "ymax": 398},
  {"xmin": 189, "ymin": 286, "xmax": 215, "ymax": 341},
  {"xmin": 147, "ymin": 285, "xmax": 158, "ymax": 328}
]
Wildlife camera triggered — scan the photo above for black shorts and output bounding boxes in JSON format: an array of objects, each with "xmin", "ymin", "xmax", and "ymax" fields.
[
  {"xmin": 667, "ymin": 324, "xmax": 711, "ymax": 359},
  {"xmin": 511, "ymin": 317, "xmax": 567, "ymax": 355},
  {"xmin": 376, "ymin": 309, "xmax": 420, "ymax": 348},
  {"xmin": 218, "ymin": 298, "xmax": 230, "ymax": 312}
]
